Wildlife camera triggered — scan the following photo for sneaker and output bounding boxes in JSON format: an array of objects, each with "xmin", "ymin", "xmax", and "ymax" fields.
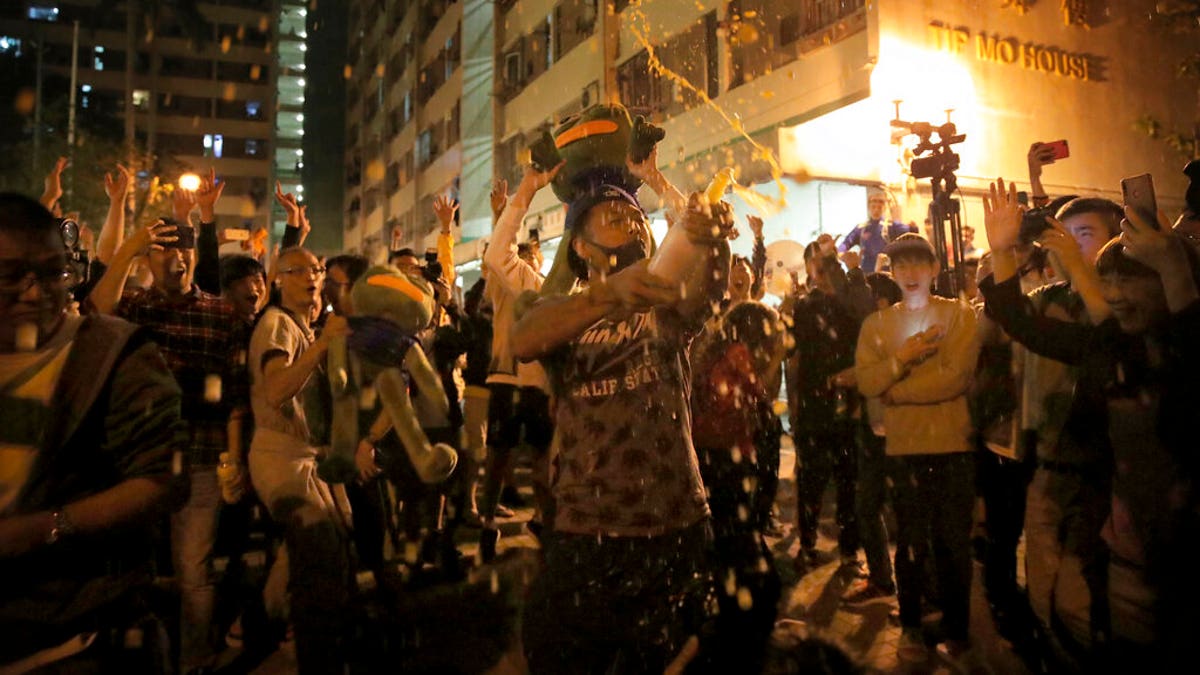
[
  {"xmin": 842, "ymin": 580, "xmax": 895, "ymax": 605},
  {"xmin": 500, "ymin": 485, "xmax": 527, "ymax": 508},
  {"xmin": 897, "ymin": 628, "xmax": 929, "ymax": 663},
  {"xmin": 494, "ymin": 504, "xmax": 516, "ymax": 519},
  {"xmin": 479, "ymin": 528, "xmax": 500, "ymax": 563}
]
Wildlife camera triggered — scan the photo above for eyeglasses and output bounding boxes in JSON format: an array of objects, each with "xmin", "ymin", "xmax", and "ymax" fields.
[
  {"xmin": 279, "ymin": 265, "xmax": 326, "ymax": 277},
  {"xmin": 0, "ymin": 261, "xmax": 72, "ymax": 295}
]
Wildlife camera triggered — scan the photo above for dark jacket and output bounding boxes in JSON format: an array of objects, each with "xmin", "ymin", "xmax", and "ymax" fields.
[{"xmin": 0, "ymin": 314, "xmax": 184, "ymax": 662}]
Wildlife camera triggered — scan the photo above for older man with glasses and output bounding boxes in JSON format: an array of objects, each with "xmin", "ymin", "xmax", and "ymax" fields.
[{"xmin": 247, "ymin": 246, "xmax": 354, "ymax": 674}]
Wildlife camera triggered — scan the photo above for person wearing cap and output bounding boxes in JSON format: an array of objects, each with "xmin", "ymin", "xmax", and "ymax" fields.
[
  {"xmin": 839, "ymin": 188, "xmax": 915, "ymax": 274},
  {"xmin": 855, "ymin": 232, "xmax": 981, "ymax": 663},
  {"xmin": 511, "ymin": 170, "xmax": 733, "ymax": 673},
  {"xmin": 86, "ymin": 217, "xmax": 248, "ymax": 675}
]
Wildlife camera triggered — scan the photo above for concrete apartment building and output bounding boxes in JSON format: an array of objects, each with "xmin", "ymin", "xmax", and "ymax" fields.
[
  {"xmin": 343, "ymin": 0, "xmax": 1197, "ymax": 286},
  {"xmin": 0, "ymin": 0, "xmax": 321, "ymax": 240}
]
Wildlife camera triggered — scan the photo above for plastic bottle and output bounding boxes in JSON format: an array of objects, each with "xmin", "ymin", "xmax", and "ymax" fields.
[{"xmin": 647, "ymin": 168, "xmax": 734, "ymax": 285}]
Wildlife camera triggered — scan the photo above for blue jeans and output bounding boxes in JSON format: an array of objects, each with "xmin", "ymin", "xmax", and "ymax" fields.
[{"xmin": 171, "ymin": 466, "xmax": 220, "ymax": 672}]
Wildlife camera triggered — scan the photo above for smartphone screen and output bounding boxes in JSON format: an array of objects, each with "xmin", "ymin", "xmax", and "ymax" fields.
[
  {"xmin": 1017, "ymin": 191, "xmax": 1029, "ymax": 207},
  {"xmin": 224, "ymin": 228, "xmax": 250, "ymax": 241},
  {"xmin": 1045, "ymin": 139, "xmax": 1070, "ymax": 161},
  {"xmin": 1121, "ymin": 173, "xmax": 1159, "ymax": 229}
]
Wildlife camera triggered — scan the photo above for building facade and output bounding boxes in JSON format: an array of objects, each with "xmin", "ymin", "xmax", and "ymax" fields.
[
  {"xmin": 342, "ymin": 0, "xmax": 1197, "ymax": 282},
  {"xmin": 0, "ymin": 0, "xmax": 346, "ymax": 243}
]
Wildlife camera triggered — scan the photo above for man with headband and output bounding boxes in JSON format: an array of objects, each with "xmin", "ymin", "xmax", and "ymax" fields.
[
  {"xmin": 89, "ymin": 214, "xmax": 247, "ymax": 675},
  {"xmin": 512, "ymin": 168, "xmax": 734, "ymax": 673}
]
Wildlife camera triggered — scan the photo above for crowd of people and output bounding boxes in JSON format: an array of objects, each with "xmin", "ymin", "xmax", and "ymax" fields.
[{"xmin": 2, "ymin": 126, "xmax": 1200, "ymax": 675}]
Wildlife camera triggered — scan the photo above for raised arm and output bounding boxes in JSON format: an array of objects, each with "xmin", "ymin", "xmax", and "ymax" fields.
[
  {"xmin": 748, "ymin": 214, "xmax": 767, "ymax": 299},
  {"xmin": 193, "ymin": 168, "xmax": 224, "ymax": 294},
  {"xmin": 483, "ymin": 163, "xmax": 562, "ymax": 296},
  {"xmin": 86, "ymin": 220, "xmax": 178, "ymax": 315},
  {"xmin": 38, "ymin": 156, "xmax": 68, "ymax": 212},
  {"xmin": 98, "ymin": 164, "xmax": 132, "ymax": 265},
  {"xmin": 627, "ymin": 146, "xmax": 687, "ymax": 222},
  {"xmin": 433, "ymin": 194, "xmax": 458, "ymax": 288},
  {"xmin": 1027, "ymin": 142, "xmax": 1056, "ymax": 208}
]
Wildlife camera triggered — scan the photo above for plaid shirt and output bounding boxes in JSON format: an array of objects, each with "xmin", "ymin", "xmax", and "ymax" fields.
[{"xmin": 118, "ymin": 285, "xmax": 247, "ymax": 465}]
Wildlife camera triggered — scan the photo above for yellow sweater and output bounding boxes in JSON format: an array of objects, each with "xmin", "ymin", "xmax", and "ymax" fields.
[{"xmin": 855, "ymin": 296, "xmax": 980, "ymax": 456}]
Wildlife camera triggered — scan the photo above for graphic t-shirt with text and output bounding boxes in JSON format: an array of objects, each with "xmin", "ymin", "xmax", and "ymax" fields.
[{"xmin": 550, "ymin": 307, "xmax": 710, "ymax": 536}]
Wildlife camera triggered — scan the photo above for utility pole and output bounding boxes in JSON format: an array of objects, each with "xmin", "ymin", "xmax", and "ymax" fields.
[
  {"xmin": 33, "ymin": 29, "xmax": 43, "ymax": 175},
  {"xmin": 67, "ymin": 19, "xmax": 80, "ymax": 205}
]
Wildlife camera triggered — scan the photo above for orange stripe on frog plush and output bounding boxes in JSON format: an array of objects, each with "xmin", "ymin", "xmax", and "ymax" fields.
[
  {"xmin": 366, "ymin": 273, "xmax": 425, "ymax": 305},
  {"xmin": 554, "ymin": 120, "xmax": 619, "ymax": 149}
]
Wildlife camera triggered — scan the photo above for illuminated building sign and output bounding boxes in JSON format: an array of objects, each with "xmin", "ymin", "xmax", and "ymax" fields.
[{"xmin": 927, "ymin": 21, "xmax": 1097, "ymax": 82}]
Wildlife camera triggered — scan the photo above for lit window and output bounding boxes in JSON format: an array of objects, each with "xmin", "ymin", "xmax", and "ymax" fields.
[
  {"xmin": 246, "ymin": 139, "xmax": 259, "ymax": 156},
  {"xmin": 80, "ymin": 84, "xmax": 91, "ymax": 93},
  {"xmin": 27, "ymin": 5, "xmax": 59, "ymax": 22},
  {"xmin": 0, "ymin": 36, "xmax": 23, "ymax": 54},
  {"xmin": 245, "ymin": 100, "xmax": 261, "ymax": 117},
  {"xmin": 94, "ymin": 46, "xmax": 104, "ymax": 53},
  {"xmin": 213, "ymin": 134, "xmax": 224, "ymax": 158},
  {"xmin": 132, "ymin": 89, "xmax": 149, "ymax": 110},
  {"xmin": 203, "ymin": 134, "xmax": 213, "ymax": 149},
  {"xmin": 93, "ymin": 56, "xmax": 103, "ymax": 70}
]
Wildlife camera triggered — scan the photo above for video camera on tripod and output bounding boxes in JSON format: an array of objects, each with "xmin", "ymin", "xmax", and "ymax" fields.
[{"xmin": 890, "ymin": 103, "xmax": 968, "ymax": 296}]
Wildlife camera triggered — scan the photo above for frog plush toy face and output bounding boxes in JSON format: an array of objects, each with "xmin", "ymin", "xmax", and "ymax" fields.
[
  {"xmin": 529, "ymin": 102, "xmax": 665, "ymax": 204},
  {"xmin": 350, "ymin": 265, "xmax": 434, "ymax": 334}
]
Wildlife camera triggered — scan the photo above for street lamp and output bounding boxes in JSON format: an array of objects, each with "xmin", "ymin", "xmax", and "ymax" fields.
[{"xmin": 179, "ymin": 173, "xmax": 201, "ymax": 192}]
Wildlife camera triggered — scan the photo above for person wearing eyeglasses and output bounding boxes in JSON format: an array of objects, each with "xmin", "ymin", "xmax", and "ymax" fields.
[
  {"xmin": 247, "ymin": 246, "xmax": 354, "ymax": 674},
  {"xmin": 0, "ymin": 193, "xmax": 185, "ymax": 671},
  {"xmin": 86, "ymin": 213, "xmax": 247, "ymax": 675}
]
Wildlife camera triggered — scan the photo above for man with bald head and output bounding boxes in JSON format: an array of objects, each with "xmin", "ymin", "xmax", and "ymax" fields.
[{"xmin": 247, "ymin": 246, "xmax": 352, "ymax": 674}]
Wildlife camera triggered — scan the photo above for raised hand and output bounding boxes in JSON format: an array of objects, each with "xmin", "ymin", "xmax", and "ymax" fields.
[
  {"xmin": 104, "ymin": 163, "xmax": 132, "ymax": 202},
  {"xmin": 1037, "ymin": 216, "xmax": 1088, "ymax": 275},
  {"xmin": 131, "ymin": 219, "xmax": 179, "ymax": 253},
  {"xmin": 681, "ymin": 192, "xmax": 736, "ymax": 246},
  {"xmin": 982, "ymin": 178, "xmax": 1023, "ymax": 251},
  {"xmin": 518, "ymin": 160, "xmax": 566, "ymax": 199},
  {"xmin": 433, "ymin": 194, "xmax": 458, "ymax": 232},
  {"xmin": 747, "ymin": 214, "xmax": 764, "ymax": 238},
  {"xmin": 1121, "ymin": 207, "xmax": 1187, "ymax": 275},
  {"xmin": 275, "ymin": 180, "xmax": 301, "ymax": 227},
  {"xmin": 490, "ymin": 179, "xmax": 508, "ymax": 219},
  {"xmin": 625, "ymin": 144, "xmax": 661, "ymax": 184},
  {"xmin": 40, "ymin": 156, "xmax": 68, "ymax": 210},
  {"xmin": 195, "ymin": 167, "xmax": 225, "ymax": 222},
  {"xmin": 172, "ymin": 184, "xmax": 197, "ymax": 224},
  {"xmin": 1027, "ymin": 142, "xmax": 1058, "ymax": 180}
]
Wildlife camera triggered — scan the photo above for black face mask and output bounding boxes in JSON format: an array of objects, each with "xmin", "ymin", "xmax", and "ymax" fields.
[{"xmin": 585, "ymin": 237, "xmax": 648, "ymax": 276}]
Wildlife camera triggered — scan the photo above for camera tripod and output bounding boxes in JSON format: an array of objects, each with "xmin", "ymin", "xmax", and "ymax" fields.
[{"xmin": 891, "ymin": 105, "xmax": 968, "ymax": 297}]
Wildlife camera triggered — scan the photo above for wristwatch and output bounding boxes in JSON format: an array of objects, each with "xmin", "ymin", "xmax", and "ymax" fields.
[{"xmin": 46, "ymin": 509, "xmax": 77, "ymax": 545}]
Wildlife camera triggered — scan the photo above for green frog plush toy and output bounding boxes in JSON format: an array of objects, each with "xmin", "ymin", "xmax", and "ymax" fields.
[
  {"xmin": 528, "ymin": 103, "xmax": 666, "ymax": 298},
  {"xmin": 319, "ymin": 265, "xmax": 458, "ymax": 485}
]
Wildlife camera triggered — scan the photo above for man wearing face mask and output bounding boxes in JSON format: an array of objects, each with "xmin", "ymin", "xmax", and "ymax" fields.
[
  {"xmin": 512, "ymin": 173, "xmax": 734, "ymax": 673},
  {"xmin": 88, "ymin": 217, "xmax": 247, "ymax": 675},
  {"xmin": 477, "ymin": 170, "xmax": 561, "ymax": 561}
]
